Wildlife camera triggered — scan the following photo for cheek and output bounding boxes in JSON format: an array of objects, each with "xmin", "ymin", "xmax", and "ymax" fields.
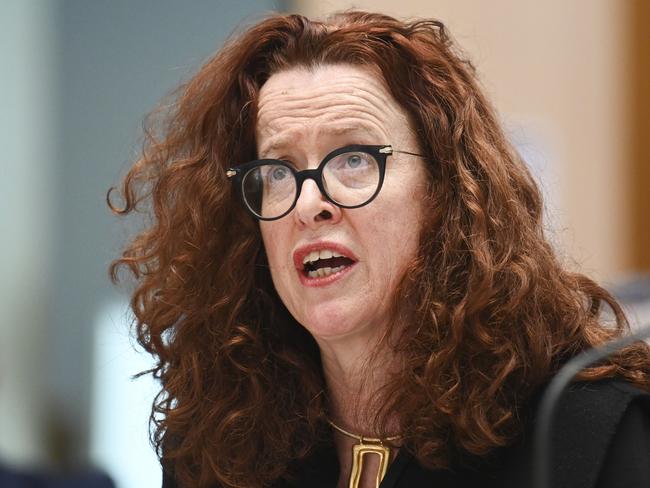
[
  {"xmin": 260, "ymin": 223, "xmax": 293, "ymax": 292},
  {"xmin": 367, "ymin": 193, "xmax": 425, "ymax": 275},
  {"xmin": 260, "ymin": 224, "xmax": 283, "ymax": 271},
  {"xmin": 384, "ymin": 223, "xmax": 419, "ymax": 273},
  {"xmin": 362, "ymin": 212, "xmax": 420, "ymax": 279}
]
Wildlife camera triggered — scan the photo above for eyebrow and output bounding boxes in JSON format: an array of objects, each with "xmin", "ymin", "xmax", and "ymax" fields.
[{"xmin": 258, "ymin": 125, "xmax": 378, "ymax": 158}]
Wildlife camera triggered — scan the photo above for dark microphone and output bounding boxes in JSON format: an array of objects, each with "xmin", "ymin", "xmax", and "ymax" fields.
[{"xmin": 533, "ymin": 323, "xmax": 650, "ymax": 488}]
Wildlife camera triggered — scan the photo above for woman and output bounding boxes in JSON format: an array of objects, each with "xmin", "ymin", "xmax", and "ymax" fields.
[{"xmin": 110, "ymin": 11, "xmax": 650, "ymax": 488}]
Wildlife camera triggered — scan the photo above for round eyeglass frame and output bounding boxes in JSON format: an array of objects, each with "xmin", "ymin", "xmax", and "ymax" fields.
[{"xmin": 226, "ymin": 144, "xmax": 425, "ymax": 221}]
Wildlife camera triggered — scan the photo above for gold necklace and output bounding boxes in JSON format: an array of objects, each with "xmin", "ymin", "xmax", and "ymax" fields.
[{"xmin": 328, "ymin": 420, "xmax": 401, "ymax": 488}]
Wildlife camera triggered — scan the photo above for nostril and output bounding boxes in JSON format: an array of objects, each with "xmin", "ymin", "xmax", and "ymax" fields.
[{"xmin": 315, "ymin": 210, "xmax": 332, "ymax": 221}]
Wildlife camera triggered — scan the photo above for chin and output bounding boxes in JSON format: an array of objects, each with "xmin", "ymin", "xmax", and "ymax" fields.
[{"xmin": 298, "ymin": 305, "xmax": 373, "ymax": 343}]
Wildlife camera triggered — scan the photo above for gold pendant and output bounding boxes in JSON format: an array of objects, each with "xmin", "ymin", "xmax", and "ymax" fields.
[{"xmin": 348, "ymin": 441, "xmax": 391, "ymax": 488}]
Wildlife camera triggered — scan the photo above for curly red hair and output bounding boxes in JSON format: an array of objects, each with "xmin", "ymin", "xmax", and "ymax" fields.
[{"xmin": 109, "ymin": 11, "xmax": 650, "ymax": 488}]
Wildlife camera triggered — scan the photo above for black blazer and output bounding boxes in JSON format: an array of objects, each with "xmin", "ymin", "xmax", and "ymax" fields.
[{"xmin": 163, "ymin": 379, "xmax": 650, "ymax": 488}]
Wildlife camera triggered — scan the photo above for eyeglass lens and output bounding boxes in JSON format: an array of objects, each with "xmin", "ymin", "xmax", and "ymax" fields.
[{"xmin": 241, "ymin": 150, "xmax": 381, "ymax": 219}]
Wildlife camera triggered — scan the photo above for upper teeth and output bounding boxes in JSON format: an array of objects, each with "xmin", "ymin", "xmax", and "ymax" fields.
[{"xmin": 303, "ymin": 249, "xmax": 345, "ymax": 265}]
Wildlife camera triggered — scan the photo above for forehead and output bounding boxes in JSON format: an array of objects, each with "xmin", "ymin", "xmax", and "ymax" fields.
[{"xmin": 256, "ymin": 64, "xmax": 413, "ymax": 156}]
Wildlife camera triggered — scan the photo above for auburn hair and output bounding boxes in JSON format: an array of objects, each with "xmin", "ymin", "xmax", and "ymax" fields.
[{"xmin": 109, "ymin": 11, "xmax": 650, "ymax": 488}]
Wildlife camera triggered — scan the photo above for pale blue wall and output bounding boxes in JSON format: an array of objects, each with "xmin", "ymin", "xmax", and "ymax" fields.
[
  {"xmin": 1, "ymin": 0, "xmax": 286, "ymax": 478},
  {"xmin": 0, "ymin": 0, "xmax": 58, "ymax": 467}
]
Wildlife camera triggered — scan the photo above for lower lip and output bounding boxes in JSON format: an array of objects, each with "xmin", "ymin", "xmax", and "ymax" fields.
[{"xmin": 298, "ymin": 262, "xmax": 357, "ymax": 287}]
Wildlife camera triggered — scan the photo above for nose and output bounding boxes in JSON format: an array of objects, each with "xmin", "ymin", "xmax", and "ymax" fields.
[{"xmin": 293, "ymin": 179, "xmax": 341, "ymax": 229}]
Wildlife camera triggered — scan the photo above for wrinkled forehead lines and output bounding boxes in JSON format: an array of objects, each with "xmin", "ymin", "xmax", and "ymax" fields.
[
  {"xmin": 255, "ymin": 64, "xmax": 411, "ymax": 152},
  {"xmin": 257, "ymin": 64, "xmax": 403, "ymax": 117}
]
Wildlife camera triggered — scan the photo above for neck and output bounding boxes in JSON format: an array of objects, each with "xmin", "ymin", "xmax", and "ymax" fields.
[
  {"xmin": 316, "ymin": 333, "xmax": 403, "ymax": 488},
  {"xmin": 317, "ymin": 332, "xmax": 400, "ymax": 435}
]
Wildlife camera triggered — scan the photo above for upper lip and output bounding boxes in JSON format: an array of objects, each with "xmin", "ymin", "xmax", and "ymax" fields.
[{"xmin": 292, "ymin": 241, "xmax": 358, "ymax": 270}]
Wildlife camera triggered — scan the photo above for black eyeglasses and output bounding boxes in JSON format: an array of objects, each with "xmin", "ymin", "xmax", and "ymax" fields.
[{"xmin": 226, "ymin": 144, "xmax": 426, "ymax": 221}]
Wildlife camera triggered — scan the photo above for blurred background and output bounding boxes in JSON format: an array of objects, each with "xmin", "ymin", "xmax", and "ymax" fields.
[{"xmin": 1, "ymin": 0, "xmax": 648, "ymax": 487}]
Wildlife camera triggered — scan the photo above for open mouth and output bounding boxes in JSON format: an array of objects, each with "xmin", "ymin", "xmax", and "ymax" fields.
[{"xmin": 302, "ymin": 250, "xmax": 356, "ymax": 278}]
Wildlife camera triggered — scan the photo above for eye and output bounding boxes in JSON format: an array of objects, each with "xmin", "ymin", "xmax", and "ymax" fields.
[
  {"xmin": 330, "ymin": 152, "xmax": 372, "ymax": 171},
  {"xmin": 272, "ymin": 167, "xmax": 288, "ymax": 180},
  {"xmin": 346, "ymin": 154, "xmax": 364, "ymax": 169},
  {"xmin": 267, "ymin": 165, "xmax": 290, "ymax": 183}
]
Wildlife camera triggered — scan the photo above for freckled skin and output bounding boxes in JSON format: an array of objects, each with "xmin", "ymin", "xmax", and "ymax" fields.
[{"xmin": 258, "ymin": 64, "xmax": 427, "ymax": 349}]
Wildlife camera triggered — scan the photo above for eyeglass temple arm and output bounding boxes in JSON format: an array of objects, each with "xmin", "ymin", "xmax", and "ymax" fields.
[{"xmin": 391, "ymin": 149, "xmax": 428, "ymax": 159}]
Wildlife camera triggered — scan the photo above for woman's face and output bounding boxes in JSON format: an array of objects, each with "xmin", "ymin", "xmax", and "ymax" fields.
[{"xmin": 257, "ymin": 64, "xmax": 428, "ymax": 346}]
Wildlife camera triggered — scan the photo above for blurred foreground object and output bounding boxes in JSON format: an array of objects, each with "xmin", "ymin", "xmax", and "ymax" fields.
[{"xmin": 0, "ymin": 462, "xmax": 114, "ymax": 488}]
